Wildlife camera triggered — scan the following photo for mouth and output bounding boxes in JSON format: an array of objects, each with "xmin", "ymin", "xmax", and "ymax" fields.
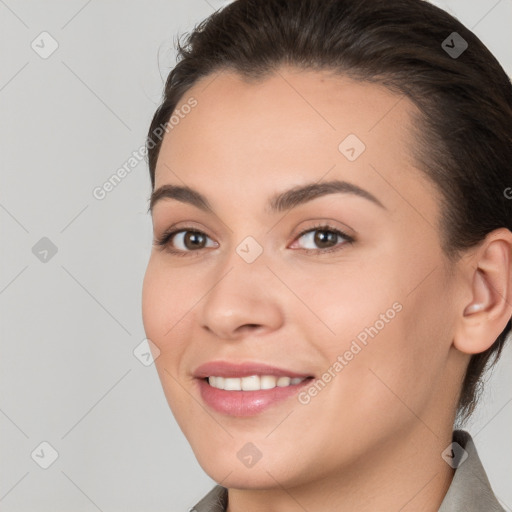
[{"xmin": 193, "ymin": 361, "xmax": 314, "ymax": 416}]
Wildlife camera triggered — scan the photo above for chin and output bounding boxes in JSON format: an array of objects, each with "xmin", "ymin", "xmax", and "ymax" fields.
[
  {"xmin": 200, "ymin": 462, "xmax": 295, "ymax": 490},
  {"xmin": 191, "ymin": 439, "xmax": 309, "ymax": 490}
]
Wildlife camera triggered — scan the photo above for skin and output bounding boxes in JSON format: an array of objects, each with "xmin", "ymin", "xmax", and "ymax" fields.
[{"xmin": 141, "ymin": 66, "xmax": 512, "ymax": 512}]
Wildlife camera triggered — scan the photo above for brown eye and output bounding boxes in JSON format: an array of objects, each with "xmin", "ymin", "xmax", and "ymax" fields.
[
  {"xmin": 293, "ymin": 225, "xmax": 354, "ymax": 253},
  {"xmin": 181, "ymin": 231, "xmax": 208, "ymax": 250},
  {"xmin": 312, "ymin": 230, "xmax": 339, "ymax": 249},
  {"xmin": 155, "ymin": 228, "xmax": 218, "ymax": 255}
]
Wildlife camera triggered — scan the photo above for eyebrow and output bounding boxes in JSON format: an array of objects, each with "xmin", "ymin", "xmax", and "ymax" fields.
[{"xmin": 148, "ymin": 179, "xmax": 386, "ymax": 214}]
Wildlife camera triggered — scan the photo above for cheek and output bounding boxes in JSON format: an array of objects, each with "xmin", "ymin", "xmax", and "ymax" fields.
[
  {"xmin": 339, "ymin": 276, "xmax": 454, "ymax": 424},
  {"xmin": 142, "ymin": 261, "xmax": 198, "ymax": 420},
  {"xmin": 287, "ymin": 259, "xmax": 401, "ymax": 355},
  {"xmin": 141, "ymin": 261, "xmax": 168, "ymax": 345},
  {"xmin": 141, "ymin": 258, "xmax": 198, "ymax": 350},
  {"xmin": 286, "ymin": 266, "xmax": 418, "ymax": 417},
  {"xmin": 306, "ymin": 263, "xmax": 449, "ymax": 421}
]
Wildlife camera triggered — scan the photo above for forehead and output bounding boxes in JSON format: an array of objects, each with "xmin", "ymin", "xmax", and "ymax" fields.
[{"xmin": 154, "ymin": 66, "xmax": 439, "ymax": 221}]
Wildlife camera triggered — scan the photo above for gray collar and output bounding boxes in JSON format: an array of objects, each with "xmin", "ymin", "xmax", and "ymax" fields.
[
  {"xmin": 191, "ymin": 484, "xmax": 227, "ymax": 512},
  {"xmin": 438, "ymin": 429, "xmax": 505, "ymax": 511},
  {"xmin": 191, "ymin": 430, "xmax": 504, "ymax": 511}
]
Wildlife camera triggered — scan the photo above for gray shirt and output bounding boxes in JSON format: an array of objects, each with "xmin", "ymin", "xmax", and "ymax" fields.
[{"xmin": 190, "ymin": 430, "xmax": 505, "ymax": 511}]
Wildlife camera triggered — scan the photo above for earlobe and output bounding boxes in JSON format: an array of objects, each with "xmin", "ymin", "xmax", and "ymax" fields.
[{"xmin": 454, "ymin": 232, "xmax": 512, "ymax": 355}]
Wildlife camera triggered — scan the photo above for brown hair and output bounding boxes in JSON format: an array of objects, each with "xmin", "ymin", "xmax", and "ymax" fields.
[{"xmin": 147, "ymin": 0, "xmax": 512, "ymax": 424}]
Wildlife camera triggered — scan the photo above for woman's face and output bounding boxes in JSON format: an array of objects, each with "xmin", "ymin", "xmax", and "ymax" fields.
[{"xmin": 142, "ymin": 67, "xmax": 467, "ymax": 488}]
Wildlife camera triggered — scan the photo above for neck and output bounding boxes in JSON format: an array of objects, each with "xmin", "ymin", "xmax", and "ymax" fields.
[{"xmin": 226, "ymin": 425, "xmax": 456, "ymax": 512}]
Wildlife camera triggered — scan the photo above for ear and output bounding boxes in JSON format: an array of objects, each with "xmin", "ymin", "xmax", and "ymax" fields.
[{"xmin": 453, "ymin": 228, "xmax": 512, "ymax": 355}]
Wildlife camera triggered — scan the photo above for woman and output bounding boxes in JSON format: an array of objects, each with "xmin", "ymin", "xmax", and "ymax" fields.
[{"xmin": 142, "ymin": 0, "xmax": 512, "ymax": 510}]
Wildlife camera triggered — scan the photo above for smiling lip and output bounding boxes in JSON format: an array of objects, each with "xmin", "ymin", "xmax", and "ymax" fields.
[
  {"xmin": 194, "ymin": 361, "xmax": 312, "ymax": 379},
  {"xmin": 193, "ymin": 361, "xmax": 314, "ymax": 417}
]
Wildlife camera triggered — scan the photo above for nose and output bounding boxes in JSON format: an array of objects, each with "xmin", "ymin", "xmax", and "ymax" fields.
[{"xmin": 198, "ymin": 253, "xmax": 285, "ymax": 341}]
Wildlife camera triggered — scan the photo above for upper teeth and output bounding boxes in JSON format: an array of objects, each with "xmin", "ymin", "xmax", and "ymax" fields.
[{"xmin": 208, "ymin": 375, "xmax": 306, "ymax": 391}]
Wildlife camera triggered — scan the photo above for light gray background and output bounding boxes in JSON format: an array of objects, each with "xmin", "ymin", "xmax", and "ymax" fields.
[{"xmin": 1, "ymin": 1, "xmax": 511, "ymax": 511}]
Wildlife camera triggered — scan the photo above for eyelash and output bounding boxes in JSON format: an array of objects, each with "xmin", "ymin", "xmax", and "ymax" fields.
[{"xmin": 154, "ymin": 223, "xmax": 355, "ymax": 258}]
